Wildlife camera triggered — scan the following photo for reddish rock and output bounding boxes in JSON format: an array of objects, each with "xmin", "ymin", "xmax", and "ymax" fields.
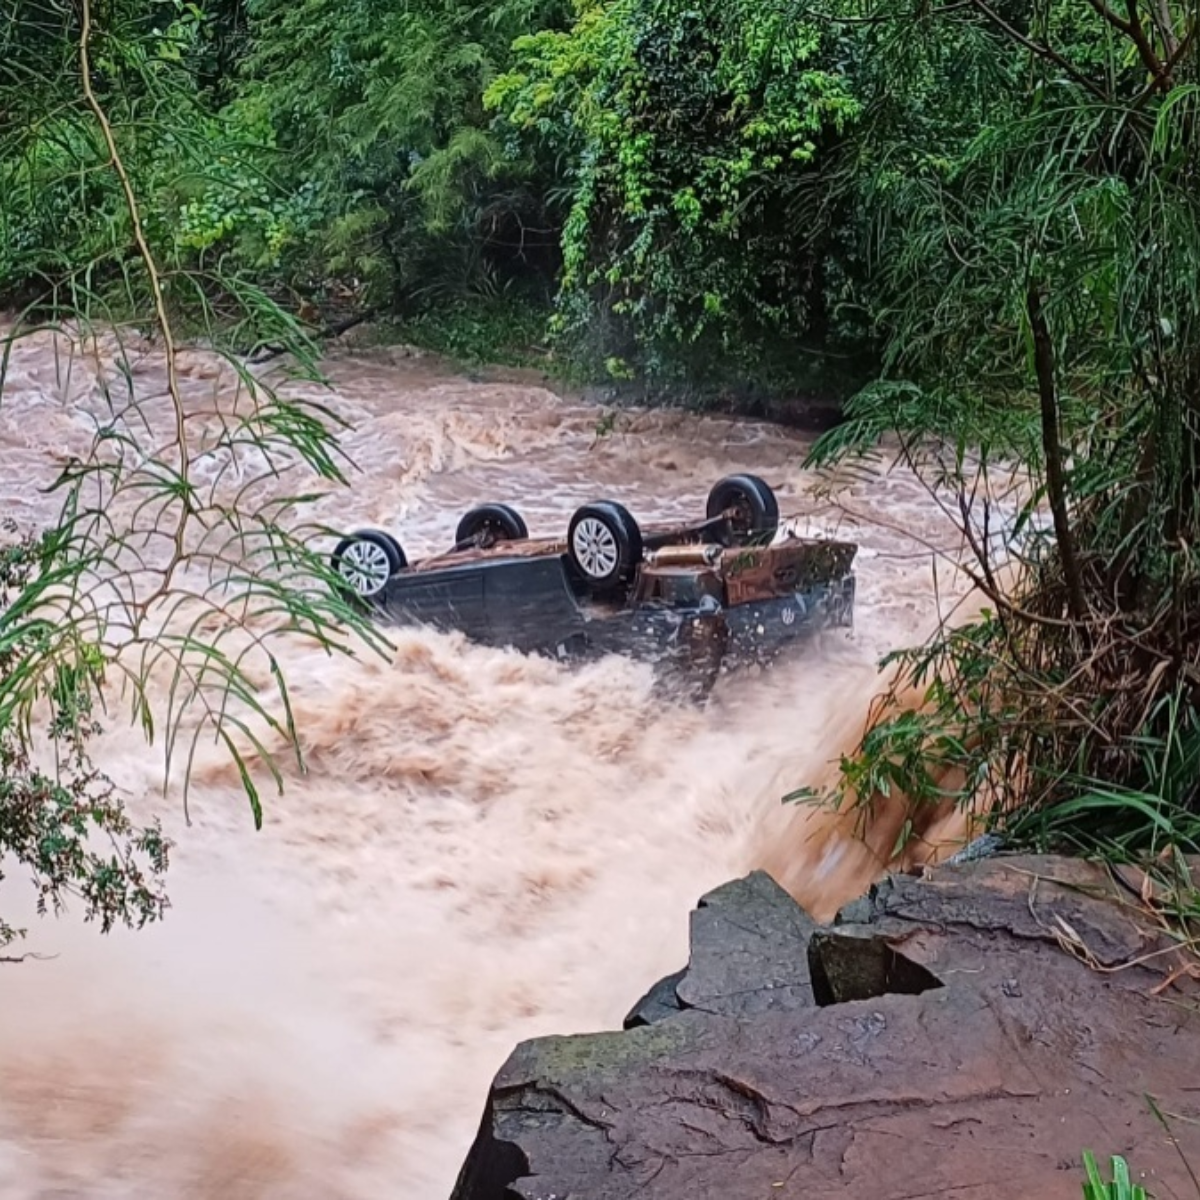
[{"xmin": 451, "ymin": 858, "xmax": 1200, "ymax": 1199}]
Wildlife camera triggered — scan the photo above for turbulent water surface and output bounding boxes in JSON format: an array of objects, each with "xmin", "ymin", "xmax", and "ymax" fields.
[{"xmin": 0, "ymin": 330, "xmax": 972, "ymax": 1198}]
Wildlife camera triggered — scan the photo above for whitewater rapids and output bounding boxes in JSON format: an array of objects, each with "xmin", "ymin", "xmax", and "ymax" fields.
[{"xmin": 0, "ymin": 330, "xmax": 971, "ymax": 1198}]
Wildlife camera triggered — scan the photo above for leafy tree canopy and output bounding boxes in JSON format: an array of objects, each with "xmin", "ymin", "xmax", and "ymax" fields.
[
  {"xmin": 804, "ymin": 0, "xmax": 1200, "ymax": 858},
  {"xmin": 486, "ymin": 0, "xmax": 861, "ymax": 375}
]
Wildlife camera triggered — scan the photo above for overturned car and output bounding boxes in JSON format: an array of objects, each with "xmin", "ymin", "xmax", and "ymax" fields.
[{"xmin": 329, "ymin": 474, "xmax": 856, "ymax": 692}]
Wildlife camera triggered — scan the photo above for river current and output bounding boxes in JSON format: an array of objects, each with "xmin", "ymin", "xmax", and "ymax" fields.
[{"xmin": 0, "ymin": 328, "xmax": 972, "ymax": 1198}]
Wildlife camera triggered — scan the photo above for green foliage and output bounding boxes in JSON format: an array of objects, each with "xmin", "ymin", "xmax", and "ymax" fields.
[
  {"xmin": 392, "ymin": 296, "xmax": 554, "ymax": 369},
  {"xmin": 799, "ymin": 0, "xmax": 1200, "ymax": 860},
  {"xmin": 486, "ymin": 0, "xmax": 863, "ymax": 377},
  {"xmin": 1082, "ymin": 1153, "xmax": 1148, "ymax": 1199},
  {"xmin": 0, "ymin": 524, "xmax": 170, "ymax": 948},
  {"xmin": 0, "ymin": 0, "xmax": 302, "ymax": 315},
  {"xmin": 1, "ymin": 0, "xmax": 569, "ymax": 330},
  {"xmin": 0, "ymin": 0, "xmax": 390, "ymax": 947},
  {"xmin": 0, "ymin": 0, "xmax": 883, "ymax": 385},
  {"xmin": 228, "ymin": 0, "xmax": 569, "ymax": 304}
]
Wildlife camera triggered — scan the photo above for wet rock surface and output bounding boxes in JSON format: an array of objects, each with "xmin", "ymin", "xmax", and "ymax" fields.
[
  {"xmin": 624, "ymin": 872, "xmax": 818, "ymax": 1028},
  {"xmin": 451, "ymin": 857, "xmax": 1200, "ymax": 1200}
]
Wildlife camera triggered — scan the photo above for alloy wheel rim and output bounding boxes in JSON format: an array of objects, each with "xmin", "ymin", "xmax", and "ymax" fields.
[
  {"xmin": 340, "ymin": 539, "xmax": 392, "ymax": 595},
  {"xmin": 573, "ymin": 517, "xmax": 619, "ymax": 579}
]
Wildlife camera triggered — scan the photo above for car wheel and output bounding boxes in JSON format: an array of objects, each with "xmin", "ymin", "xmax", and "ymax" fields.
[
  {"xmin": 706, "ymin": 474, "xmax": 780, "ymax": 544},
  {"xmin": 374, "ymin": 530, "xmax": 407, "ymax": 564},
  {"xmin": 331, "ymin": 529, "xmax": 406, "ymax": 600},
  {"xmin": 455, "ymin": 503, "xmax": 529, "ymax": 548},
  {"xmin": 567, "ymin": 501, "xmax": 643, "ymax": 591}
]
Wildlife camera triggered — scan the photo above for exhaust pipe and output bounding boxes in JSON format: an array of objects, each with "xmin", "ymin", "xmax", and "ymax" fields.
[{"xmin": 644, "ymin": 544, "xmax": 723, "ymax": 567}]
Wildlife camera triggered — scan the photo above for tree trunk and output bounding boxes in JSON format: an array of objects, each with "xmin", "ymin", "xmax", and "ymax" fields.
[{"xmin": 1027, "ymin": 284, "xmax": 1086, "ymax": 621}]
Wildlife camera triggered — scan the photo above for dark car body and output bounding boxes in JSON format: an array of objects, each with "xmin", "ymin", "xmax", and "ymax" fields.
[
  {"xmin": 332, "ymin": 475, "xmax": 857, "ymax": 694},
  {"xmin": 372, "ymin": 531, "xmax": 856, "ymax": 690}
]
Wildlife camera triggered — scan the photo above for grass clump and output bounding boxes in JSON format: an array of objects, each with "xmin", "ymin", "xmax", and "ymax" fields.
[{"xmin": 1082, "ymin": 1153, "xmax": 1147, "ymax": 1199}]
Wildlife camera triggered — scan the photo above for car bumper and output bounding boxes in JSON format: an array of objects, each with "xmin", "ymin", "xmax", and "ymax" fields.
[{"xmin": 718, "ymin": 574, "xmax": 855, "ymax": 664}]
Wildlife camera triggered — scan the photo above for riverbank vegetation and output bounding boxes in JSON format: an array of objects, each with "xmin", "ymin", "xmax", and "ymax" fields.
[
  {"xmin": 800, "ymin": 0, "xmax": 1200, "ymax": 874},
  {"xmin": 2, "ymin": 0, "xmax": 1199, "ymax": 924}
]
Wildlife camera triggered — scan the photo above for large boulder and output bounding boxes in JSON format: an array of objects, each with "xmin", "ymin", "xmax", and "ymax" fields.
[
  {"xmin": 451, "ymin": 857, "xmax": 1200, "ymax": 1199},
  {"xmin": 624, "ymin": 871, "xmax": 817, "ymax": 1027}
]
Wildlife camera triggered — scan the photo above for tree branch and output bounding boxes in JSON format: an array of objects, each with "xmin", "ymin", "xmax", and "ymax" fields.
[
  {"xmin": 1122, "ymin": 0, "xmax": 1168, "ymax": 81},
  {"xmin": 1086, "ymin": 0, "xmax": 1176, "ymax": 87},
  {"xmin": 1150, "ymin": 0, "xmax": 1179, "ymax": 58},
  {"xmin": 247, "ymin": 306, "xmax": 382, "ymax": 365},
  {"xmin": 79, "ymin": 0, "xmax": 190, "ymax": 604},
  {"xmin": 968, "ymin": 0, "xmax": 1110, "ymax": 100},
  {"xmin": 1084, "ymin": 0, "xmax": 1136, "ymax": 38},
  {"xmin": 1129, "ymin": 22, "xmax": 1197, "ymax": 109}
]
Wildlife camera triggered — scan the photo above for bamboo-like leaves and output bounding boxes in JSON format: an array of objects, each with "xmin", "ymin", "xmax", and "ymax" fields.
[
  {"xmin": 792, "ymin": 0, "xmax": 1200, "ymax": 863},
  {"xmin": 0, "ymin": 0, "xmax": 391, "ymax": 944}
]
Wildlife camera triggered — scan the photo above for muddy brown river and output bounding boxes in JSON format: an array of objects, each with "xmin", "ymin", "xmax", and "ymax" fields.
[{"xmin": 0, "ymin": 329, "xmax": 973, "ymax": 1198}]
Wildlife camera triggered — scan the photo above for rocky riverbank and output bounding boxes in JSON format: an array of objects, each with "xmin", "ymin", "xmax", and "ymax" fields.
[{"xmin": 452, "ymin": 856, "xmax": 1200, "ymax": 1199}]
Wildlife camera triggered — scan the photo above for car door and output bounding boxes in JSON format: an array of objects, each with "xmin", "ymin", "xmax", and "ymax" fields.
[
  {"xmin": 482, "ymin": 554, "xmax": 586, "ymax": 654},
  {"xmin": 382, "ymin": 562, "xmax": 489, "ymax": 640}
]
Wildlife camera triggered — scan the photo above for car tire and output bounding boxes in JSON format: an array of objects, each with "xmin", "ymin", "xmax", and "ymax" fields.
[
  {"xmin": 331, "ymin": 529, "xmax": 406, "ymax": 601},
  {"xmin": 567, "ymin": 501, "xmax": 643, "ymax": 592},
  {"xmin": 374, "ymin": 530, "xmax": 407, "ymax": 565},
  {"xmin": 706, "ymin": 474, "xmax": 780, "ymax": 544},
  {"xmin": 455, "ymin": 503, "xmax": 529, "ymax": 548}
]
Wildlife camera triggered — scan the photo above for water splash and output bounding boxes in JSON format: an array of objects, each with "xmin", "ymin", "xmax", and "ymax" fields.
[{"xmin": 0, "ymin": 334, "xmax": 972, "ymax": 1198}]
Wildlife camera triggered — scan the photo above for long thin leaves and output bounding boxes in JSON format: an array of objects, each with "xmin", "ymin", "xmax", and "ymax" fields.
[
  {"xmin": 793, "ymin": 0, "xmax": 1200, "ymax": 866},
  {"xmin": 0, "ymin": 0, "xmax": 391, "ymax": 944}
]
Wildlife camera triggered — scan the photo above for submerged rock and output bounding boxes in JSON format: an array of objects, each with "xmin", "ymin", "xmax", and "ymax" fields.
[{"xmin": 451, "ymin": 856, "xmax": 1200, "ymax": 1199}]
